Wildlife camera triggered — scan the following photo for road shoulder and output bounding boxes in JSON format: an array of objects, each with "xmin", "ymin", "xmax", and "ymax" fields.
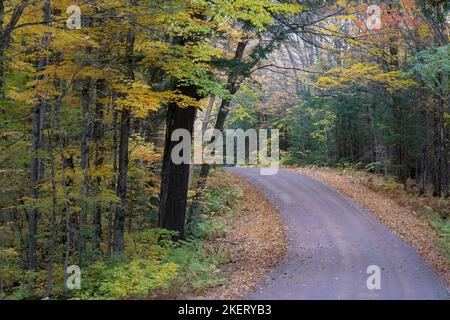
[{"xmin": 203, "ymin": 171, "xmax": 288, "ymax": 299}]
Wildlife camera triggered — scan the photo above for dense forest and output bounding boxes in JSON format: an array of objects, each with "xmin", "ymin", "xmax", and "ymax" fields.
[
  {"xmin": 0, "ymin": 0, "xmax": 448, "ymax": 299},
  {"xmin": 231, "ymin": 0, "xmax": 449, "ymax": 195}
]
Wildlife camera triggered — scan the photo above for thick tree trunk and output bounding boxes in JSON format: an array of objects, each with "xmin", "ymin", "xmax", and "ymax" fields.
[
  {"xmin": 158, "ymin": 30, "xmax": 204, "ymax": 239},
  {"xmin": 158, "ymin": 103, "xmax": 197, "ymax": 240}
]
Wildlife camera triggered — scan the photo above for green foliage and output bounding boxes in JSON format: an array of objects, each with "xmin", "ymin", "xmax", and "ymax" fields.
[
  {"xmin": 427, "ymin": 213, "xmax": 450, "ymax": 262},
  {"xmin": 3, "ymin": 269, "xmax": 48, "ymax": 300},
  {"xmin": 209, "ymin": 0, "xmax": 302, "ymax": 31},
  {"xmin": 1, "ymin": 168, "xmax": 245, "ymax": 300},
  {"xmin": 190, "ymin": 219, "xmax": 228, "ymax": 240},
  {"xmin": 380, "ymin": 176, "xmax": 402, "ymax": 193},
  {"xmin": 0, "ymin": 248, "xmax": 23, "ymax": 299},
  {"xmin": 163, "ymin": 241, "xmax": 226, "ymax": 290},
  {"xmin": 76, "ymin": 228, "xmax": 226, "ymax": 300},
  {"xmin": 407, "ymin": 44, "xmax": 450, "ymax": 95},
  {"xmin": 187, "ymin": 169, "xmax": 244, "ymax": 241},
  {"xmin": 202, "ymin": 185, "xmax": 243, "ymax": 216},
  {"xmin": 79, "ymin": 258, "xmax": 178, "ymax": 300},
  {"xmin": 1, "ymin": 228, "xmax": 227, "ymax": 300}
]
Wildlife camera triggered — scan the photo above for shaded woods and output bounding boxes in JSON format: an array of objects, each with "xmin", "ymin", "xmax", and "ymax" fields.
[{"xmin": 0, "ymin": 0, "xmax": 448, "ymax": 299}]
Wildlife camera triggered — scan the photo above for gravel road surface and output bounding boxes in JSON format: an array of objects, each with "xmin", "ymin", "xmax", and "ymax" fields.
[{"xmin": 229, "ymin": 168, "xmax": 449, "ymax": 300}]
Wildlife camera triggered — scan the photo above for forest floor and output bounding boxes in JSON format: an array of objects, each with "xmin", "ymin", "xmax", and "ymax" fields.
[
  {"xmin": 201, "ymin": 171, "xmax": 288, "ymax": 300},
  {"xmin": 292, "ymin": 167, "xmax": 449, "ymax": 284}
]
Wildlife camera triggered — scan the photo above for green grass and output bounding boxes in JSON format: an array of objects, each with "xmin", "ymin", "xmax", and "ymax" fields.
[{"xmin": 427, "ymin": 213, "xmax": 450, "ymax": 262}]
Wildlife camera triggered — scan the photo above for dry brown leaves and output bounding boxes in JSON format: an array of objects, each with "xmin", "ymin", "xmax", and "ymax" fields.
[
  {"xmin": 204, "ymin": 173, "xmax": 288, "ymax": 300},
  {"xmin": 292, "ymin": 167, "xmax": 450, "ymax": 284}
]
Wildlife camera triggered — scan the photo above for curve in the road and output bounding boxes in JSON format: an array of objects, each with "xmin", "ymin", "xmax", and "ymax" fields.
[{"xmin": 229, "ymin": 167, "xmax": 449, "ymax": 300}]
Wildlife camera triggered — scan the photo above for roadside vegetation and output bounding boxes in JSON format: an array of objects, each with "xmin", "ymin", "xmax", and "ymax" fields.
[
  {"xmin": 0, "ymin": 169, "xmax": 235, "ymax": 299},
  {"xmin": 0, "ymin": 168, "xmax": 286, "ymax": 299}
]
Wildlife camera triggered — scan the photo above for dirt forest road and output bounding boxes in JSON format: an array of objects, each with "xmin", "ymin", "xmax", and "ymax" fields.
[{"xmin": 228, "ymin": 168, "xmax": 449, "ymax": 300}]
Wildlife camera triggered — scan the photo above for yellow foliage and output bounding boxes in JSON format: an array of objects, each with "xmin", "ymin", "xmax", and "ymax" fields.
[{"xmin": 316, "ymin": 62, "xmax": 417, "ymax": 93}]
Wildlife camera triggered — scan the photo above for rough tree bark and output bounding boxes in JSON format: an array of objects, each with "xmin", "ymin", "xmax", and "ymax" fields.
[
  {"xmin": 28, "ymin": 0, "xmax": 50, "ymax": 271},
  {"xmin": 158, "ymin": 101, "xmax": 197, "ymax": 240},
  {"xmin": 92, "ymin": 78, "xmax": 106, "ymax": 251},
  {"xmin": 113, "ymin": 16, "xmax": 135, "ymax": 253},
  {"xmin": 79, "ymin": 78, "xmax": 91, "ymax": 263}
]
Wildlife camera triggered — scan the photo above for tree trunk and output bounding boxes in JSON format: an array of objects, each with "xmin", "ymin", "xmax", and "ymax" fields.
[
  {"xmin": 158, "ymin": 103, "xmax": 197, "ymax": 240},
  {"xmin": 198, "ymin": 41, "xmax": 247, "ymax": 182},
  {"xmin": 45, "ymin": 105, "xmax": 57, "ymax": 297},
  {"xmin": 107, "ymin": 106, "xmax": 118, "ymax": 258},
  {"xmin": 158, "ymin": 30, "xmax": 204, "ymax": 240},
  {"xmin": 79, "ymin": 78, "xmax": 91, "ymax": 262},
  {"xmin": 113, "ymin": 108, "xmax": 131, "ymax": 253},
  {"xmin": 433, "ymin": 88, "xmax": 449, "ymax": 197},
  {"xmin": 92, "ymin": 79, "xmax": 106, "ymax": 252},
  {"xmin": 113, "ymin": 20, "xmax": 135, "ymax": 253},
  {"xmin": 0, "ymin": 0, "xmax": 5, "ymax": 100},
  {"xmin": 202, "ymin": 95, "xmax": 215, "ymax": 134},
  {"xmin": 419, "ymin": 105, "xmax": 429, "ymax": 195},
  {"xmin": 28, "ymin": 102, "xmax": 41, "ymax": 270},
  {"xmin": 188, "ymin": 43, "xmax": 247, "ymax": 220},
  {"xmin": 0, "ymin": 0, "xmax": 31, "ymax": 99},
  {"xmin": 28, "ymin": 0, "xmax": 51, "ymax": 270}
]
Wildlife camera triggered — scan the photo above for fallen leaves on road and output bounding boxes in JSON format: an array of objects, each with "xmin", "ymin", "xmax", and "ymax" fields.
[
  {"xmin": 204, "ymin": 172, "xmax": 288, "ymax": 300},
  {"xmin": 292, "ymin": 167, "xmax": 449, "ymax": 284}
]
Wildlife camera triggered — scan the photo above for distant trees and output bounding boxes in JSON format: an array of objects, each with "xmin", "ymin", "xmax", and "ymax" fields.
[{"xmin": 236, "ymin": 0, "xmax": 449, "ymax": 197}]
